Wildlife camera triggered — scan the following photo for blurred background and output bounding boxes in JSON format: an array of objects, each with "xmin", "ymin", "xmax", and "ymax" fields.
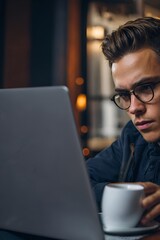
[{"xmin": 0, "ymin": 0, "xmax": 160, "ymax": 159}]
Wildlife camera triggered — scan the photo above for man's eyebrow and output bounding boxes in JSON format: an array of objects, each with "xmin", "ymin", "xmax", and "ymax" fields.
[{"xmin": 114, "ymin": 76, "xmax": 160, "ymax": 92}]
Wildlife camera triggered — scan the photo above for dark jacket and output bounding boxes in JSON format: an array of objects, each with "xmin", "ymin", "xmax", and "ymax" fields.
[{"xmin": 86, "ymin": 120, "xmax": 160, "ymax": 211}]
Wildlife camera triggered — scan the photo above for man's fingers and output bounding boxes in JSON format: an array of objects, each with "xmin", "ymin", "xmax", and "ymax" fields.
[{"xmin": 141, "ymin": 203, "xmax": 160, "ymax": 225}]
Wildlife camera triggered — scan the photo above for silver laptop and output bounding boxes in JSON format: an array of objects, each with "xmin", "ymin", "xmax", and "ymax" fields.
[{"xmin": 0, "ymin": 86, "xmax": 105, "ymax": 240}]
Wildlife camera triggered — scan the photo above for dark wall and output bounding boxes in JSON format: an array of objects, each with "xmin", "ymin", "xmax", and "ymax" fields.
[
  {"xmin": 1, "ymin": 0, "xmax": 68, "ymax": 88},
  {"xmin": 0, "ymin": 0, "xmax": 5, "ymax": 88},
  {"xmin": 30, "ymin": 0, "xmax": 68, "ymax": 87}
]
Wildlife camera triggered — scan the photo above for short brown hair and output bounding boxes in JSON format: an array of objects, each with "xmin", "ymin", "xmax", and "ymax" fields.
[{"xmin": 101, "ymin": 17, "xmax": 160, "ymax": 67}]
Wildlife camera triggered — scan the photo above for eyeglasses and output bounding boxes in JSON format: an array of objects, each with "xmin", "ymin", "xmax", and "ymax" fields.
[{"xmin": 111, "ymin": 80, "xmax": 160, "ymax": 110}]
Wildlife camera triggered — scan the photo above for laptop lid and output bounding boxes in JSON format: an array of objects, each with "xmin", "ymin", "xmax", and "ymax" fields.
[{"xmin": 0, "ymin": 86, "xmax": 104, "ymax": 240}]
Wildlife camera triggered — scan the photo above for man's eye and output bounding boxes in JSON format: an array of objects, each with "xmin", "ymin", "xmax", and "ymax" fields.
[
  {"xmin": 136, "ymin": 85, "xmax": 151, "ymax": 93},
  {"xmin": 119, "ymin": 93, "xmax": 130, "ymax": 101}
]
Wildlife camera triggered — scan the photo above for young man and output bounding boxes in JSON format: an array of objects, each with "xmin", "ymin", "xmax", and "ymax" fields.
[{"xmin": 86, "ymin": 16, "xmax": 160, "ymax": 225}]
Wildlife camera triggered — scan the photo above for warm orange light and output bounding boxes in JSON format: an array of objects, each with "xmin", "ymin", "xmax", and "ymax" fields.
[
  {"xmin": 76, "ymin": 94, "xmax": 87, "ymax": 111},
  {"xmin": 75, "ymin": 77, "xmax": 84, "ymax": 86},
  {"xmin": 87, "ymin": 26, "xmax": 105, "ymax": 40},
  {"xmin": 80, "ymin": 125, "xmax": 88, "ymax": 134},
  {"xmin": 82, "ymin": 147, "xmax": 90, "ymax": 156}
]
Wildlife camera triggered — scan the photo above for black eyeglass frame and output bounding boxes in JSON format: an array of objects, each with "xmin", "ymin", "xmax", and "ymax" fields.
[{"xmin": 111, "ymin": 79, "xmax": 160, "ymax": 110}]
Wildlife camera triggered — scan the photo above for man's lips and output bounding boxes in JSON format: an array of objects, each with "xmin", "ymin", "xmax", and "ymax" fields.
[{"xmin": 135, "ymin": 120, "xmax": 154, "ymax": 131}]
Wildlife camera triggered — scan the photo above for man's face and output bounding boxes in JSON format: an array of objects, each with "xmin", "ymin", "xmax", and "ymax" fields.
[{"xmin": 112, "ymin": 48, "xmax": 160, "ymax": 142}]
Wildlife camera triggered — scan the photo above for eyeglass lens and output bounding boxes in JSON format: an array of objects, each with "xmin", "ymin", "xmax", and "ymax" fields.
[{"xmin": 113, "ymin": 84, "xmax": 154, "ymax": 110}]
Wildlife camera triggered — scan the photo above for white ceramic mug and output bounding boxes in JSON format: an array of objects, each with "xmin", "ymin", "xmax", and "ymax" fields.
[{"xmin": 101, "ymin": 183, "xmax": 145, "ymax": 230}]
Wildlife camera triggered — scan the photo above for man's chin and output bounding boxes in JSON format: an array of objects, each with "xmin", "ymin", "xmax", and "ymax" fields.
[{"xmin": 141, "ymin": 132, "xmax": 160, "ymax": 143}]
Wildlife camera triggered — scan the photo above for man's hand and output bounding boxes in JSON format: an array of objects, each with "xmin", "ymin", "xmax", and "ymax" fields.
[{"xmin": 138, "ymin": 182, "xmax": 160, "ymax": 225}]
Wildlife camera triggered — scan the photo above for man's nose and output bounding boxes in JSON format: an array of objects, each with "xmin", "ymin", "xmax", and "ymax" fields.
[{"xmin": 128, "ymin": 94, "xmax": 146, "ymax": 114}]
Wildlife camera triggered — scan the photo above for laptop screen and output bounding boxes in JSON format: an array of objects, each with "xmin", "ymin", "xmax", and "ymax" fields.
[{"xmin": 0, "ymin": 86, "xmax": 104, "ymax": 240}]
